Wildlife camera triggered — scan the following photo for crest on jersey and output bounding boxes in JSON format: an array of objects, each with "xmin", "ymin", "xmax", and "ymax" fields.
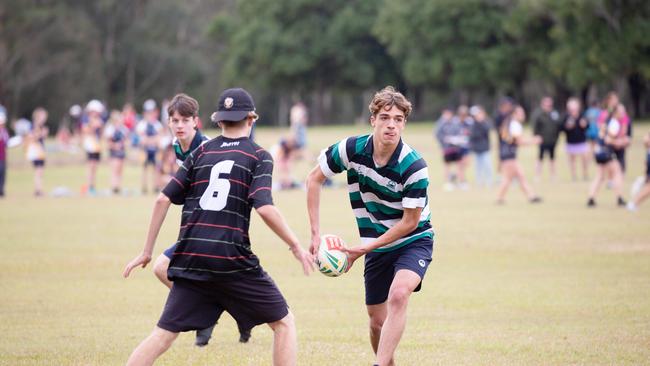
[
  {"xmin": 387, "ymin": 180, "xmax": 397, "ymax": 190},
  {"xmin": 224, "ymin": 97, "xmax": 234, "ymax": 109}
]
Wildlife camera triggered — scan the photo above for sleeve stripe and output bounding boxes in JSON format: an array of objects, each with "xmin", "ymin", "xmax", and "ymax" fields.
[
  {"xmin": 318, "ymin": 149, "xmax": 336, "ymax": 178},
  {"xmin": 171, "ymin": 176, "xmax": 185, "ymax": 188},
  {"xmin": 402, "ymin": 197, "xmax": 426, "ymax": 208},
  {"xmin": 248, "ymin": 186, "xmax": 272, "ymax": 197},
  {"xmin": 404, "ymin": 167, "xmax": 429, "ymax": 187},
  {"xmin": 338, "ymin": 137, "xmax": 350, "ymax": 169}
]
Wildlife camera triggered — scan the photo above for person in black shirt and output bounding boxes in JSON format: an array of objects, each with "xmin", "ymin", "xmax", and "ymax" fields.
[
  {"xmin": 532, "ymin": 96, "xmax": 561, "ymax": 181},
  {"xmin": 123, "ymin": 88, "xmax": 313, "ymax": 366},
  {"xmin": 562, "ymin": 98, "xmax": 590, "ymax": 181}
]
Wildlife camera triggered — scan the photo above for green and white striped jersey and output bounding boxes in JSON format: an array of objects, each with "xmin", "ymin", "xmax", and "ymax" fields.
[{"xmin": 318, "ymin": 134, "xmax": 433, "ymax": 252}]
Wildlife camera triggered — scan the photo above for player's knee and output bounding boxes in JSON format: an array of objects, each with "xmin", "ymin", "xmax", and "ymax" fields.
[
  {"xmin": 151, "ymin": 327, "xmax": 178, "ymax": 348},
  {"xmin": 271, "ymin": 311, "xmax": 295, "ymax": 333},
  {"xmin": 369, "ymin": 316, "xmax": 384, "ymax": 334},
  {"xmin": 387, "ymin": 287, "xmax": 411, "ymax": 309},
  {"xmin": 153, "ymin": 257, "xmax": 169, "ymax": 281}
]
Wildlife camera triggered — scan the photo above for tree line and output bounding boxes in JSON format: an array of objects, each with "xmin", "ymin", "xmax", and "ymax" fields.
[{"xmin": 2, "ymin": 0, "xmax": 649, "ymax": 128}]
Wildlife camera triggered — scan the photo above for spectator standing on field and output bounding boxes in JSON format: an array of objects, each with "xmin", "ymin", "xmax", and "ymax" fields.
[
  {"xmin": 136, "ymin": 99, "xmax": 163, "ymax": 194},
  {"xmin": 587, "ymin": 104, "xmax": 627, "ymax": 208},
  {"xmin": 105, "ymin": 110, "xmax": 129, "ymax": 194},
  {"xmin": 496, "ymin": 106, "xmax": 542, "ymax": 204},
  {"xmin": 584, "ymin": 99, "xmax": 601, "ymax": 150},
  {"xmin": 469, "ymin": 105, "xmax": 493, "ymax": 187},
  {"xmin": 82, "ymin": 100, "xmax": 105, "ymax": 196},
  {"xmin": 598, "ymin": 92, "xmax": 631, "ymax": 174},
  {"xmin": 562, "ymin": 98, "xmax": 590, "ymax": 181},
  {"xmin": 27, "ymin": 108, "xmax": 49, "ymax": 197},
  {"xmin": 532, "ymin": 96, "xmax": 561, "ymax": 181},
  {"xmin": 435, "ymin": 107, "xmax": 470, "ymax": 190},
  {"xmin": 0, "ymin": 106, "xmax": 8, "ymax": 197}
]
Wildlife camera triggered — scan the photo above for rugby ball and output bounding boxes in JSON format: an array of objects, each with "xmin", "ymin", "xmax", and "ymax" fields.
[{"xmin": 317, "ymin": 234, "xmax": 348, "ymax": 277}]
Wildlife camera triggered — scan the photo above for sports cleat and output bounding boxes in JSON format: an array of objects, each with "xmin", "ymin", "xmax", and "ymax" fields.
[
  {"xmin": 239, "ymin": 327, "xmax": 252, "ymax": 343},
  {"xmin": 587, "ymin": 198, "xmax": 596, "ymax": 207},
  {"xmin": 617, "ymin": 197, "xmax": 626, "ymax": 207},
  {"xmin": 529, "ymin": 196, "xmax": 542, "ymax": 204},
  {"xmin": 195, "ymin": 324, "xmax": 216, "ymax": 347}
]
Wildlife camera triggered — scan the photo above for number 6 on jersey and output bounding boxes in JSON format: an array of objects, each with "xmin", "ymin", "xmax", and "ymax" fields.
[{"xmin": 200, "ymin": 160, "xmax": 235, "ymax": 211}]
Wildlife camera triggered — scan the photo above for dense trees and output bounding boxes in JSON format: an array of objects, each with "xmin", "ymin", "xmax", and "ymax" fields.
[{"xmin": 1, "ymin": 0, "xmax": 649, "ymax": 126}]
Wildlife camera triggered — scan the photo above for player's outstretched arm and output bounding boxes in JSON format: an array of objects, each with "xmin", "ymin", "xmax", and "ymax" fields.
[
  {"xmin": 306, "ymin": 166, "xmax": 327, "ymax": 255},
  {"xmin": 123, "ymin": 193, "xmax": 172, "ymax": 278},
  {"xmin": 256, "ymin": 205, "xmax": 314, "ymax": 275}
]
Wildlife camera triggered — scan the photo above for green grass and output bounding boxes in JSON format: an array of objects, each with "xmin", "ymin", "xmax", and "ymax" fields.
[{"xmin": 1, "ymin": 122, "xmax": 649, "ymax": 365}]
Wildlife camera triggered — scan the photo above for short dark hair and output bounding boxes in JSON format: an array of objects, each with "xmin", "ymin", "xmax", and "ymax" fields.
[
  {"xmin": 167, "ymin": 93, "xmax": 199, "ymax": 118},
  {"xmin": 218, "ymin": 111, "xmax": 258, "ymax": 128}
]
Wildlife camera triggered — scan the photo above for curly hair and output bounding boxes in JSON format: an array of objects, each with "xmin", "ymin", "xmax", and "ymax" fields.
[{"xmin": 368, "ymin": 86, "xmax": 412, "ymax": 119}]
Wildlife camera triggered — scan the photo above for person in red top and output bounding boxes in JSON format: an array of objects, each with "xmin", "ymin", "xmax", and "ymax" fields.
[{"xmin": 123, "ymin": 88, "xmax": 313, "ymax": 366}]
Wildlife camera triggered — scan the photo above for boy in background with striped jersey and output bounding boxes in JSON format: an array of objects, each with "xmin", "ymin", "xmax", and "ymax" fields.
[{"xmin": 307, "ymin": 86, "xmax": 434, "ymax": 366}]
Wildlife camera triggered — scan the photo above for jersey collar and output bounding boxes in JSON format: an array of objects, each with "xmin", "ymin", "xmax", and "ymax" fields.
[{"xmin": 363, "ymin": 135, "xmax": 403, "ymax": 168}]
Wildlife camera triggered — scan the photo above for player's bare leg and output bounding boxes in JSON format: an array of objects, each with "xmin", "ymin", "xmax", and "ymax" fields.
[
  {"xmin": 268, "ymin": 311, "xmax": 296, "ymax": 366},
  {"xmin": 375, "ymin": 269, "xmax": 421, "ymax": 366},
  {"xmin": 152, "ymin": 254, "xmax": 172, "ymax": 289},
  {"xmin": 496, "ymin": 162, "xmax": 514, "ymax": 202},
  {"xmin": 514, "ymin": 163, "xmax": 537, "ymax": 200},
  {"xmin": 581, "ymin": 153, "xmax": 590, "ymax": 180},
  {"xmin": 588, "ymin": 165, "xmax": 606, "ymax": 205},
  {"xmin": 34, "ymin": 166, "xmax": 44, "ymax": 196},
  {"xmin": 126, "ymin": 327, "xmax": 178, "ymax": 366},
  {"xmin": 367, "ymin": 303, "xmax": 388, "ymax": 355}
]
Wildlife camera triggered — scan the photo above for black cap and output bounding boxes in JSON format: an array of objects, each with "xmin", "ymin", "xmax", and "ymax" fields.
[{"xmin": 211, "ymin": 88, "xmax": 256, "ymax": 123}]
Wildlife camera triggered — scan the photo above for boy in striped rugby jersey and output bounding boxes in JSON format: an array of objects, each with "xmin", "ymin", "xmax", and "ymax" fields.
[
  {"xmin": 124, "ymin": 88, "xmax": 313, "ymax": 366},
  {"xmin": 148, "ymin": 93, "xmax": 251, "ymax": 346},
  {"xmin": 307, "ymin": 86, "xmax": 433, "ymax": 366}
]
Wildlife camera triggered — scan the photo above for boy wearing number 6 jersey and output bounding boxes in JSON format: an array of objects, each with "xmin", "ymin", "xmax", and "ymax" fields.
[{"xmin": 123, "ymin": 88, "xmax": 314, "ymax": 366}]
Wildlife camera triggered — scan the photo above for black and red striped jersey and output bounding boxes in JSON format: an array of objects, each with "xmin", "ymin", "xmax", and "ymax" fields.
[{"xmin": 162, "ymin": 135, "xmax": 274, "ymax": 281}]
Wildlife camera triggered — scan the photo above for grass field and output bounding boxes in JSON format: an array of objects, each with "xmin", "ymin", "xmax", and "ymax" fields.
[{"xmin": 1, "ymin": 122, "xmax": 649, "ymax": 365}]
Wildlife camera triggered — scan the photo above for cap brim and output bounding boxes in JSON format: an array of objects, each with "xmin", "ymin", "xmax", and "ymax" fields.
[{"xmin": 213, "ymin": 110, "xmax": 250, "ymax": 122}]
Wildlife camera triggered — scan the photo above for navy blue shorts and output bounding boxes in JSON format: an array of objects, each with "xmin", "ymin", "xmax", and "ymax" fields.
[
  {"xmin": 144, "ymin": 149, "xmax": 157, "ymax": 166},
  {"xmin": 163, "ymin": 243, "xmax": 176, "ymax": 259},
  {"xmin": 364, "ymin": 238, "xmax": 433, "ymax": 305},
  {"xmin": 157, "ymin": 274, "xmax": 289, "ymax": 332}
]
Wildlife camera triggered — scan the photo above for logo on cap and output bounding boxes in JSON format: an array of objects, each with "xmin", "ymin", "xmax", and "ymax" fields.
[{"xmin": 224, "ymin": 97, "xmax": 234, "ymax": 109}]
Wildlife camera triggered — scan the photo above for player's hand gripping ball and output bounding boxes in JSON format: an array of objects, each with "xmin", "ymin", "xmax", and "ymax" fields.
[{"xmin": 317, "ymin": 234, "xmax": 349, "ymax": 277}]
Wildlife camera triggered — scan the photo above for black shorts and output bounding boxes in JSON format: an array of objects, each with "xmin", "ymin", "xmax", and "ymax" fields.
[
  {"xmin": 364, "ymin": 237, "xmax": 433, "ymax": 305},
  {"xmin": 87, "ymin": 152, "xmax": 101, "ymax": 161},
  {"xmin": 157, "ymin": 273, "xmax": 289, "ymax": 333},
  {"xmin": 443, "ymin": 148, "xmax": 462, "ymax": 163},
  {"xmin": 32, "ymin": 159, "xmax": 45, "ymax": 168},
  {"xmin": 538, "ymin": 144, "xmax": 556, "ymax": 160},
  {"xmin": 144, "ymin": 149, "xmax": 157, "ymax": 166}
]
